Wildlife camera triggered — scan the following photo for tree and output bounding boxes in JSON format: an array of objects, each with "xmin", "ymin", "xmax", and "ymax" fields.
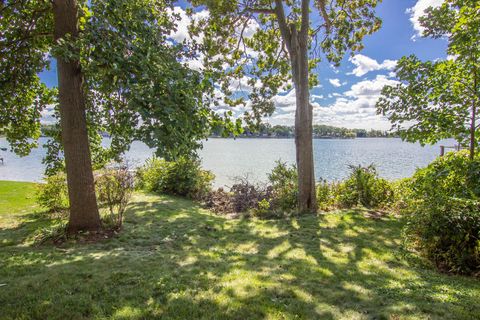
[
  {"xmin": 191, "ymin": 0, "xmax": 381, "ymax": 212},
  {"xmin": 0, "ymin": 0, "xmax": 100, "ymax": 232},
  {"xmin": 0, "ymin": 0, "xmax": 228, "ymax": 232},
  {"xmin": 376, "ymin": 0, "xmax": 479, "ymax": 159},
  {"xmin": 53, "ymin": 0, "xmax": 101, "ymax": 232}
]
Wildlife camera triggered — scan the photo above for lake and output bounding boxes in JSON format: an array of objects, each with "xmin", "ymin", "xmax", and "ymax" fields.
[{"xmin": 0, "ymin": 137, "xmax": 452, "ymax": 187}]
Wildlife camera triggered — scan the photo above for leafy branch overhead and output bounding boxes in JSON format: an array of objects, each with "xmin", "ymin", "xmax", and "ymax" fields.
[
  {"xmin": 189, "ymin": 0, "xmax": 381, "ymax": 126},
  {"xmin": 0, "ymin": 0, "xmax": 239, "ymax": 173},
  {"xmin": 376, "ymin": 0, "xmax": 480, "ymax": 158}
]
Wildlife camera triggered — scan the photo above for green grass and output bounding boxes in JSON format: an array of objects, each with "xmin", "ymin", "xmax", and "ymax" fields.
[
  {"xmin": 0, "ymin": 181, "xmax": 479, "ymax": 319},
  {"xmin": 0, "ymin": 180, "xmax": 40, "ymax": 215}
]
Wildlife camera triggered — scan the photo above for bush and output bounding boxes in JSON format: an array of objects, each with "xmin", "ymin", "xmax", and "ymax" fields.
[
  {"xmin": 204, "ymin": 188, "xmax": 235, "ymax": 214},
  {"xmin": 36, "ymin": 173, "xmax": 69, "ymax": 213},
  {"xmin": 252, "ymin": 198, "xmax": 272, "ymax": 218},
  {"xmin": 37, "ymin": 161, "xmax": 135, "ymax": 228},
  {"xmin": 32, "ymin": 221, "xmax": 68, "ymax": 245},
  {"xmin": 95, "ymin": 162, "xmax": 135, "ymax": 229},
  {"xmin": 400, "ymin": 151, "xmax": 480, "ymax": 275},
  {"xmin": 316, "ymin": 179, "xmax": 340, "ymax": 211},
  {"xmin": 205, "ymin": 179, "xmax": 273, "ymax": 216},
  {"xmin": 337, "ymin": 164, "xmax": 394, "ymax": 209},
  {"xmin": 229, "ymin": 179, "xmax": 272, "ymax": 213},
  {"xmin": 408, "ymin": 150, "xmax": 480, "ymax": 201},
  {"xmin": 205, "ymin": 162, "xmax": 296, "ymax": 218},
  {"xmin": 268, "ymin": 161, "xmax": 298, "ymax": 214},
  {"xmin": 135, "ymin": 157, "xmax": 170, "ymax": 192},
  {"xmin": 404, "ymin": 198, "xmax": 480, "ymax": 275},
  {"xmin": 137, "ymin": 157, "xmax": 214, "ymax": 200},
  {"xmin": 390, "ymin": 178, "xmax": 415, "ymax": 213}
]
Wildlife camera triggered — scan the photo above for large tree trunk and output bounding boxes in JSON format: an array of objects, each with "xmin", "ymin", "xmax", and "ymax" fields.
[
  {"xmin": 274, "ymin": 0, "xmax": 316, "ymax": 213},
  {"xmin": 53, "ymin": 0, "xmax": 101, "ymax": 232},
  {"xmin": 291, "ymin": 26, "xmax": 317, "ymax": 214},
  {"xmin": 470, "ymin": 74, "xmax": 477, "ymax": 160},
  {"xmin": 470, "ymin": 101, "xmax": 476, "ymax": 160}
]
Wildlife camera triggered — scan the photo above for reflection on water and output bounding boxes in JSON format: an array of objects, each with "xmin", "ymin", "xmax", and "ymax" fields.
[{"xmin": 0, "ymin": 137, "xmax": 452, "ymax": 187}]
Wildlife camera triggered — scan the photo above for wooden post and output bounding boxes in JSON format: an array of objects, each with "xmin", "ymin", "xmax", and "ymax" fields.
[{"xmin": 440, "ymin": 145, "xmax": 445, "ymax": 157}]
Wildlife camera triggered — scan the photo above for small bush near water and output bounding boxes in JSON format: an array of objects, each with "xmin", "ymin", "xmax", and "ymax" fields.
[
  {"xmin": 205, "ymin": 178, "xmax": 273, "ymax": 217},
  {"xmin": 315, "ymin": 164, "xmax": 394, "ymax": 211},
  {"xmin": 36, "ymin": 173, "xmax": 69, "ymax": 214},
  {"xmin": 400, "ymin": 151, "xmax": 480, "ymax": 276},
  {"xmin": 136, "ymin": 157, "xmax": 214, "ymax": 200},
  {"xmin": 337, "ymin": 164, "xmax": 394, "ymax": 209},
  {"xmin": 205, "ymin": 162, "xmax": 298, "ymax": 218},
  {"xmin": 36, "ymin": 161, "xmax": 135, "ymax": 229},
  {"xmin": 316, "ymin": 179, "xmax": 341, "ymax": 211},
  {"xmin": 404, "ymin": 198, "xmax": 480, "ymax": 275},
  {"xmin": 95, "ymin": 162, "xmax": 135, "ymax": 229},
  {"xmin": 206, "ymin": 162, "xmax": 397, "ymax": 218},
  {"xmin": 267, "ymin": 161, "xmax": 298, "ymax": 214}
]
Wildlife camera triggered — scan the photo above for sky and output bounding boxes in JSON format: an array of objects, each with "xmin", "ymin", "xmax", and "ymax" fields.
[{"xmin": 39, "ymin": 0, "xmax": 446, "ymax": 130}]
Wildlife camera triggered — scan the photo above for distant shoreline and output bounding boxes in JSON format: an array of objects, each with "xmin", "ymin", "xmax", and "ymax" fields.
[{"xmin": 208, "ymin": 136, "xmax": 395, "ymax": 140}]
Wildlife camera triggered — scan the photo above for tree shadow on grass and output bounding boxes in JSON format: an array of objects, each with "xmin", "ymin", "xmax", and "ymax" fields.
[
  {"xmin": 0, "ymin": 192, "xmax": 479, "ymax": 319},
  {"xmin": 0, "ymin": 210, "xmax": 58, "ymax": 247}
]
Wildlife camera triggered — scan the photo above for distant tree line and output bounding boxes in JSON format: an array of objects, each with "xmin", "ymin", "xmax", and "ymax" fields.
[
  {"xmin": 211, "ymin": 124, "xmax": 395, "ymax": 139},
  {"xmin": 38, "ymin": 123, "xmax": 394, "ymax": 140}
]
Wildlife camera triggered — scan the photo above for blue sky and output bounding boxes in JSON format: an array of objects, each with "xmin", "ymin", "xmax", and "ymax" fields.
[{"xmin": 39, "ymin": 0, "xmax": 446, "ymax": 130}]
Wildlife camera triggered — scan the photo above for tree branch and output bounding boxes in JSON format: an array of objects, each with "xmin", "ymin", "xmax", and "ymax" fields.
[
  {"xmin": 300, "ymin": 0, "xmax": 310, "ymax": 38},
  {"xmin": 245, "ymin": 7, "xmax": 275, "ymax": 14},
  {"xmin": 274, "ymin": 0, "xmax": 292, "ymax": 55},
  {"xmin": 315, "ymin": 0, "xmax": 331, "ymax": 33}
]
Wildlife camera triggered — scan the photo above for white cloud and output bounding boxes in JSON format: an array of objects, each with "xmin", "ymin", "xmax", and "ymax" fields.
[
  {"xmin": 446, "ymin": 54, "xmax": 458, "ymax": 61},
  {"xmin": 168, "ymin": 7, "xmax": 209, "ymax": 43},
  {"xmin": 40, "ymin": 104, "xmax": 57, "ymax": 125},
  {"xmin": 311, "ymin": 94, "xmax": 324, "ymax": 100},
  {"xmin": 316, "ymin": 75, "xmax": 398, "ymax": 129},
  {"xmin": 228, "ymin": 76, "xmax": 261, "ymax": 93},
  {"xmin": 185, "ymin": 58, "xmax": 204, "ymax": 72},
  {"xmin": 349, "ymin": 54, "xmax": 397, "ymax": 77},
  {"xmin": 241, "ymin": 19, "xmax": 260, "ymax": 38},
  {"xmin": 266, "ymin": 75, "xmax": 399, "ymax": 129},
  {"xmin": 329, "ymin": 78, "xmax": 342, "ymax": 87},
  {"xmin": 273, "ymin": 89, "xmax": 296, "ymax": 110},
  {"xmin": 407, "ymin": 0, "xmax": 444, "ymax": 38},
  {"xmin": 345, "ymin": 75, "xmax": 398, "ymax": 98}
]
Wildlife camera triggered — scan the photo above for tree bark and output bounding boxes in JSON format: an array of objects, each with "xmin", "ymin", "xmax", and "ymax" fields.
[
  {"xmin": 470, "ymin": 73, "xmax": 478, "ymax": 160},
  {"xmin": 470, "ymin": 101, "xmax": 476, "ymax": 160},
  {"xmin": 53, "ymin": 0, "xmax": 101, "ymax": 232},
  {"xmin": 280, "ymin": 0, "xmax": 316, "ymax": 214},
  {"xmin": 292, "ymin": 36, "xmax": 317, "ymax": 213}
]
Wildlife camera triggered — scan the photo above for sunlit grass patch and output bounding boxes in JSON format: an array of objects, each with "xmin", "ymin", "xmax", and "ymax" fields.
[{"xmin": 0, "ymin": 181, "xmax": 479, "ymax": 319}]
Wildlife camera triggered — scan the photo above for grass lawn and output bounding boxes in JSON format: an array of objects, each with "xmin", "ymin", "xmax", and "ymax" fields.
[{"xmin": 0, "ymin": 181, "xmax": 479, "ymax": 319}]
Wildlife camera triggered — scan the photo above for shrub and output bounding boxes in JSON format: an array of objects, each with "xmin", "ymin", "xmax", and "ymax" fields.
[
  {"xmin": 37, "ymin": 161, "xmax": 135, "ymax": 227},
  {"xmin": 205, "ymin": 179, "xmax": 273, "ymax": 216},
  {"xmin": 400, "ymin": 151, "xmax": 480, "ymax": 275},
  {"xmin": 316, "ymin": 179, "xmax": 340, "ymax": 211},
  {"xmin": 404, "ymin": 198, "xmax": 480, "ymax": 275},
  {"xmin": 204, "ymin": 188, "xmax": 235, "ymax": 214},
  {"xmin": 32, "ymin": 221, "xmax": 68, "ymax": 245},
  {"xmin": 135, "ymin": 157, "xmax": 170, "ymax": 192},
  {"xmin": 252, "ymin": 198, "xmax": 272, "ymax": 218},
  {"xmin": 95, "ymin": 162, "xmax": 135, "ymax": 229},
  {"xmin": 36, "ymin": 173, "xmax": 69, "ymax": 213},
  {"xmin": 390, "ymin": 178, "xmax": 415, "ymax": 213},
  {"xmin": 408, "ymin": 150, "xmax": 480, "ymax": 201},
  {"xmin": 337, "ymin": 164, "xmax": 394, "ymax": 208},
  {"xmin": 268, "ymin": 161, "xmax": 298, "ymax": 214},
  {"xmin": 137, "ymin": 157, "xmax": 214, "ymax": 200}
]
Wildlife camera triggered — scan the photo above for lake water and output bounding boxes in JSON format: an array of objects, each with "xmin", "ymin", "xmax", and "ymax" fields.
[{"xmin": 0, "ymin": 137, "xmax": 452, "ymax": 187}]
